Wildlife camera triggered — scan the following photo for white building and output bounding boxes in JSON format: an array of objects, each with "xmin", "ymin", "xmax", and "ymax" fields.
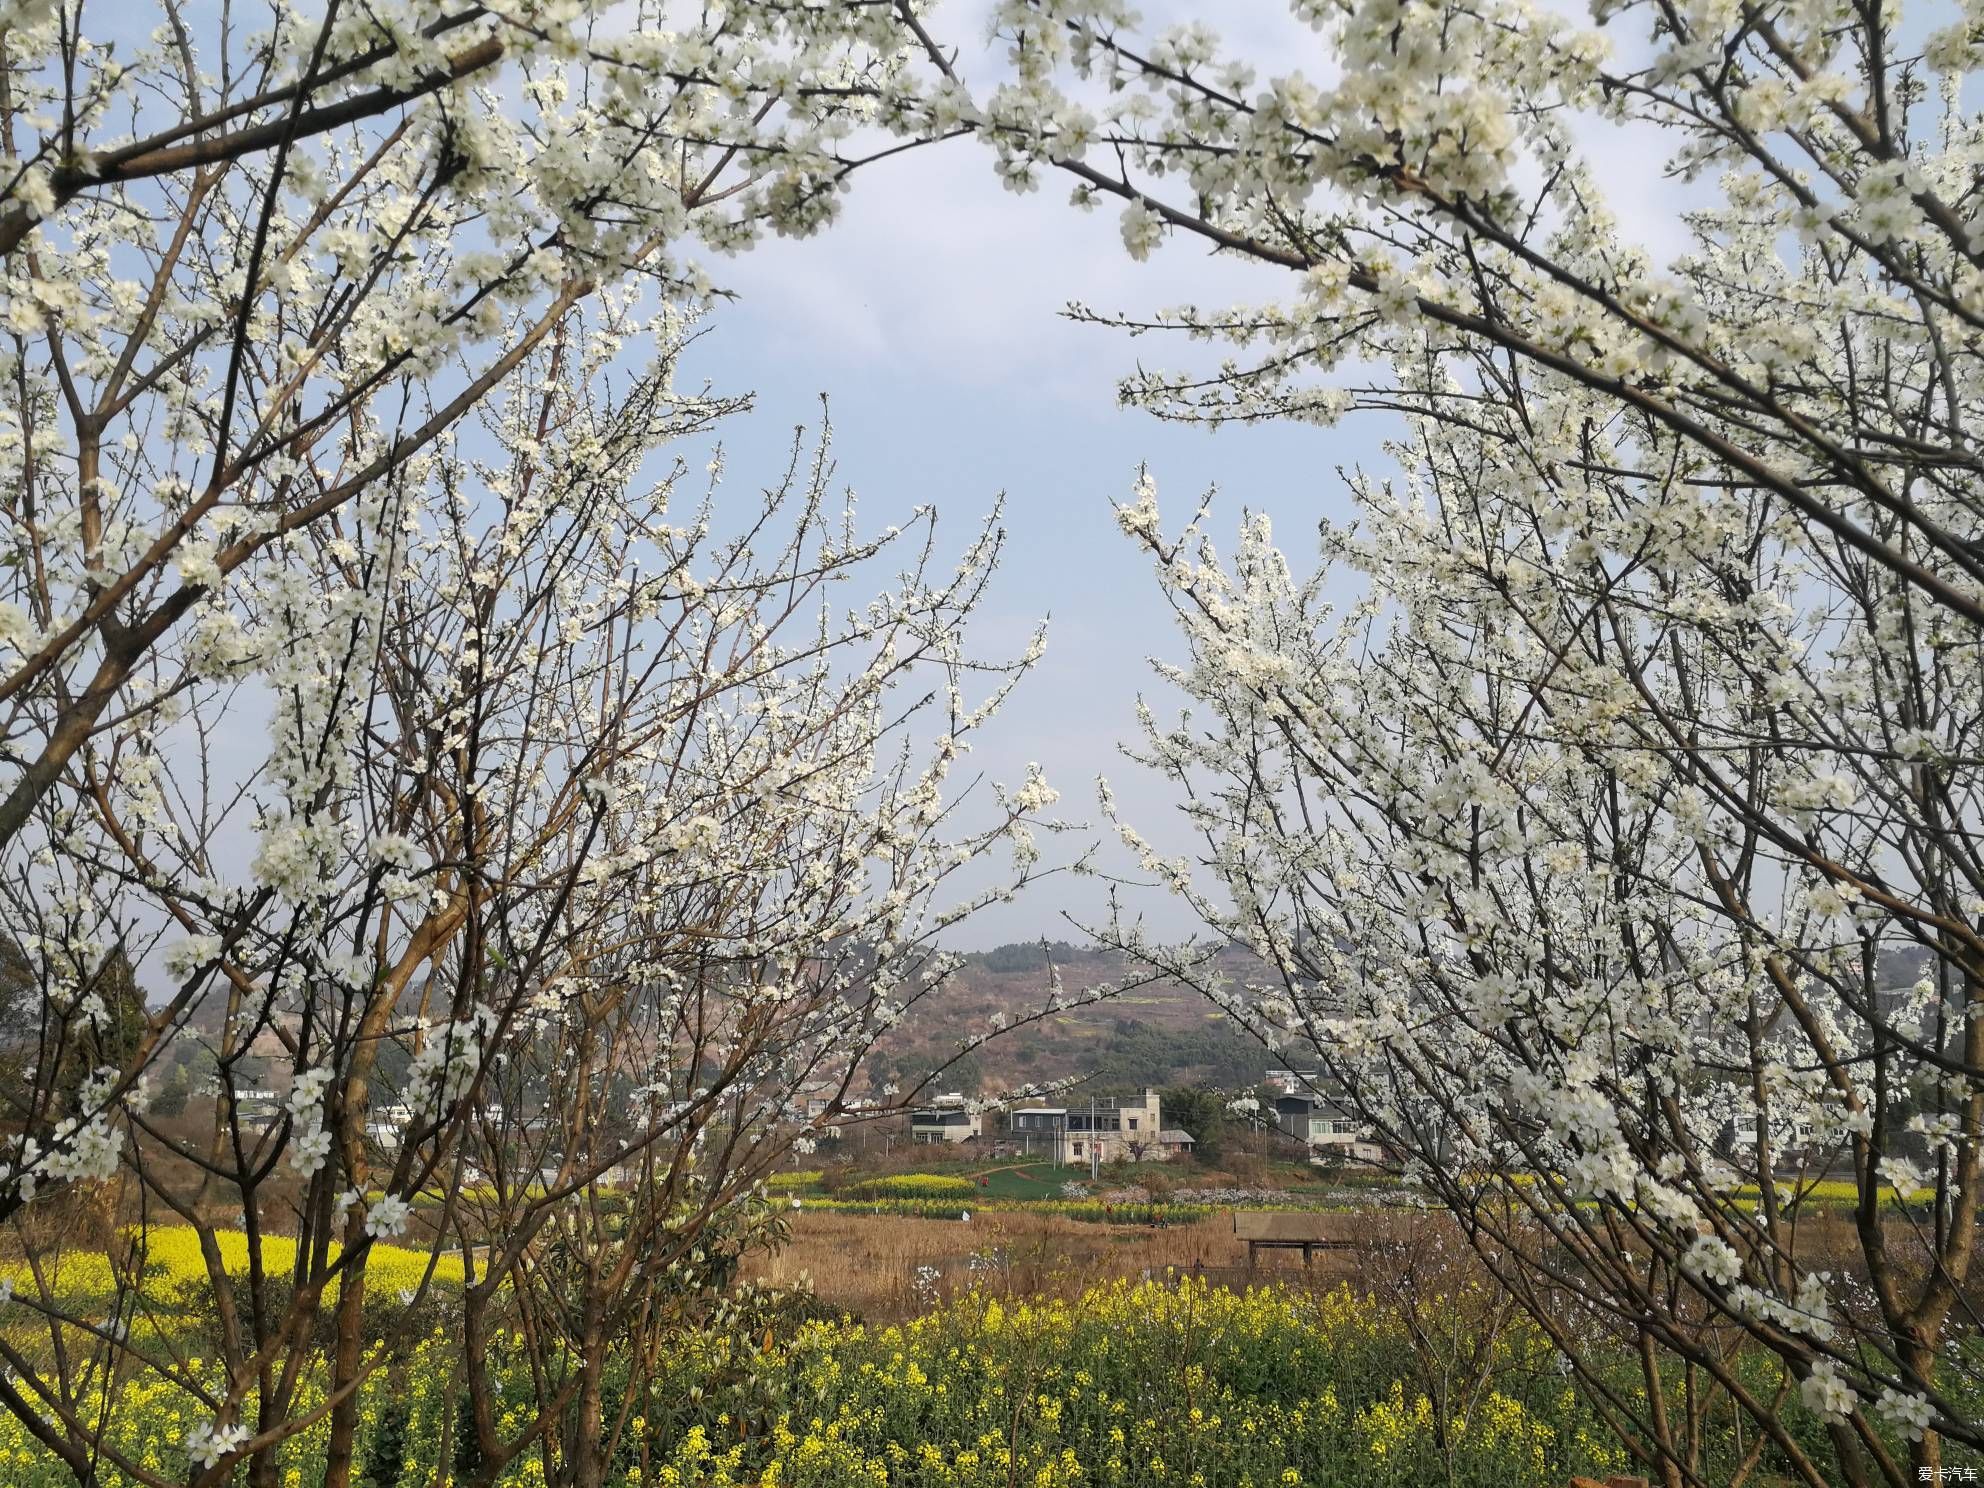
[
  {"xmin": 1001, "ymin": 1090, "xmax": 1170, "ymax": 1164},
  {"xmin": 909, "ymin": 1092, "xmax": 981, "ymax": 1144}
]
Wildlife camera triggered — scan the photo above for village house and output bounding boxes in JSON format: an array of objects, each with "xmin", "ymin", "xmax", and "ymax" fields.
[
  {"xmin": 1264, "ymin": 1069, "xmax": 1384, "ymax": 1164},
  {"xmin": 908, "ymin": 1092, "xmax": 982, "ymax": 1144},
  {"xmin": 785, "ymin": 1086, "xmax": 845, "ymax": 1141},
  {"xmin": 999, "ymin": 1089, "xmax": 1171, "ymax": 1164}
]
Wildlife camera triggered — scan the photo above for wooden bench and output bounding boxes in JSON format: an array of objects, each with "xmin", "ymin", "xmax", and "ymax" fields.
[{"xmin": 1233, "ymin": 1211, "xmax": 1360, "ymax": 1271}]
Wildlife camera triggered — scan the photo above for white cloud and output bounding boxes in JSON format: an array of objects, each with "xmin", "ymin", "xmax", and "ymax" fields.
[
  {"xmin": 685, "ymin": 0, "xmax": 1721, "ymax": 943},
  {"xmin": 714, "ymin": 140, "xmax": 1283, "ymax": 401},
  {"xmin": 713, "ymin": 0, "xmax": 1706, "ymax": 390}
]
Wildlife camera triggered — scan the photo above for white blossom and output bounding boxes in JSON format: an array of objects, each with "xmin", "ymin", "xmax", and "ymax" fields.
[{"xmin": 366, "ymin": 1194, "xmax": 413, "ymax": 1240}]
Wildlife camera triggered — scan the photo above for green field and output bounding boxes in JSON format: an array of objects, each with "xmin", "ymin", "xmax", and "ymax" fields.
[{"xmin": 965, "ymin": 1160, "xmax": 1069, "ymax": 1198}]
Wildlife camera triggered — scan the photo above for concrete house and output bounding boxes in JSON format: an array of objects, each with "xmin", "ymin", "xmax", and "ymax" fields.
[
  {"xmin": 909, "ymin": 1092, "xmax": 981, "ymax": 1144},
  {"xmin": 1265, "ymin": 1069, "xmax": 1383, "ymax": 1164},
  {"xmin": 1001, "ymin": 1090, "xmax": 1169, "ymax": 1164}
]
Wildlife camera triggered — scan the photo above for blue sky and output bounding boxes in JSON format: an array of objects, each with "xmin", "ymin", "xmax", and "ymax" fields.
[
  {"xmin": 676, "ymin": 134, "xmax": 1394, "ymax": 949},
  {"xmin": 657, "ymin": 0, "xmax": 1705, "ymax": 948}
]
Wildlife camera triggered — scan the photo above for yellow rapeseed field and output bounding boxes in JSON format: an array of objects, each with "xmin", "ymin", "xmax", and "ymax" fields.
[
  {"xmin": 0, "ymin": 1258, "xmax": 1630, "ymax": 1487},
  {"xmin": 0, "ymin": 1224, "xmax": 465, "ymax": 1308}
]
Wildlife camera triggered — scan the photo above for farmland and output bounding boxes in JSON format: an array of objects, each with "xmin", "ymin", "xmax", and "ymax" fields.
[{"xmin": 5, "ymin": 1210, "xmax": 1957, "ymax": 1487}]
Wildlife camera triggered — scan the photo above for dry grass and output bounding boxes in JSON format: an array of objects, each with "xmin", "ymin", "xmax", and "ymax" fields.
[{"xmin": 747, "ymin": 1208, "xmax": 1371, "ymax": 1320}]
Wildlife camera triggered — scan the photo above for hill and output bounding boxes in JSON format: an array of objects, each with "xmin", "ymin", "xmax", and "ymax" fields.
[{"xmin": 867, "ymin": 942, "xmax": 1273, "ymax": 1099}]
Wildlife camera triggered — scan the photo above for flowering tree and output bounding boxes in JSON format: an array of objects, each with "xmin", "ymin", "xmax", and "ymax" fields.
[
  {"xmin": 0, "ymin": 0, "xmax": 938, "ymax": 1207},
  {"xmin": 882, "ymin": 1, "xmax": 1984, "ymax": 1484},
  {"xmin": 356, "ymin": 341, "xmax": 1065, "ymax": 1488},
  {"xmin": 0, "ymin": 282, "xmax": 1063, "ymax": 1484},
  {"xmin": 0, "ymin": 0, "xmax": 940, "ymax": 856},
  {"xmin": 0, "ymin": 2, "xmax": 1121, "ymax": 1476}
]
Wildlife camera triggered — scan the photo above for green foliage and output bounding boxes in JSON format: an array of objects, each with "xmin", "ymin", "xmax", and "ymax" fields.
[
  {"xmin": 0, "ymin": 937, "xmax": 148, "ymax": 1123},
  {"xmin": 1096, "ymin": 1019, "xmax": 1265, "ymax": 1090},
  {"xmin": 969, "ymin": 940, "xmax": 1091, "ymax": 974},
  {"xmin": 149, "ymin": 1064, "xmax": 190, "ymax": 1118},
  {"xmin": 356, "ymin": 1393, "xmax": 409, "ymax": 1488},
  {"xmin": 1161, "ymin": 1083, "xmax": 1232, "ymax": 1159},
  {"xmin": 941, "ymin": 1049, "xmax": 984, "ymax": 1094}
]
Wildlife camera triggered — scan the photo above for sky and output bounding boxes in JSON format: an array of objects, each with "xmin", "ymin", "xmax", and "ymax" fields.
[
  {"xmin": 673, "ymin": 136, "xmax": 1390, "ymax": 950},
  {"xmin": 652, "ymin": 0, "xmax": 1711, "ymax": 950}
]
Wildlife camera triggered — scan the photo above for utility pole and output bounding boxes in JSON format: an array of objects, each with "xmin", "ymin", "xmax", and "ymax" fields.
[{"xmin": 1090, "ymin": 1094, "xmax": 1100, "ymax": 1183}]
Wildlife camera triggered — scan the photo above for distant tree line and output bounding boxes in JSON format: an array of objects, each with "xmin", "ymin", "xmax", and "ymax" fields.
[{"xmin": 966, "ymin": 941, "xmax": 1097, "ymax": 975}]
